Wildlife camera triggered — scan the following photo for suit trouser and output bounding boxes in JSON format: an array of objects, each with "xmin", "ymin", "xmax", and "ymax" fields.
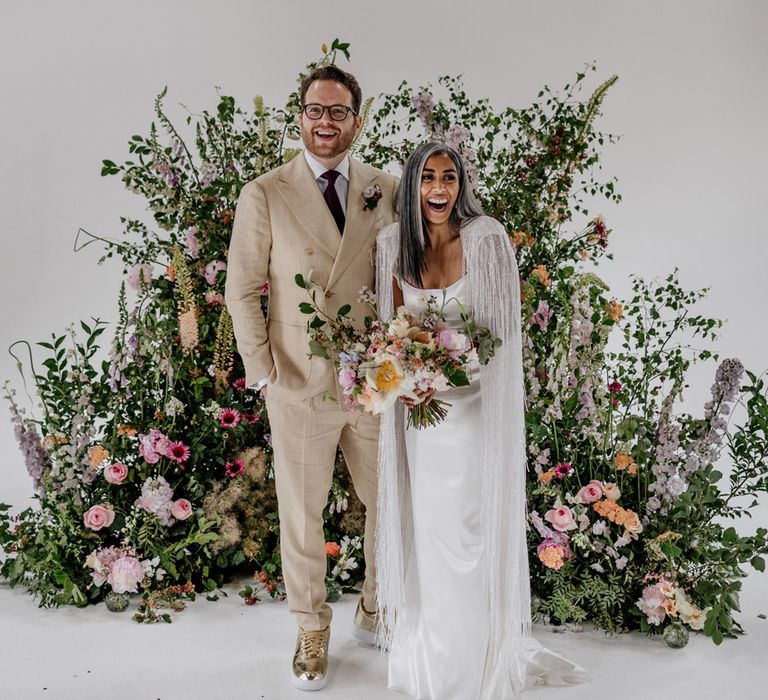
[{"xmin": 266, "ymin": 390, "xmax": 379, "ymax": 631}]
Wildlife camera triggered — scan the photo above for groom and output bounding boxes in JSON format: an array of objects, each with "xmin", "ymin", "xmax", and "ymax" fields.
[{"xmin": 225, "ymin": 65, "xmax": 398, "ymax": 690}]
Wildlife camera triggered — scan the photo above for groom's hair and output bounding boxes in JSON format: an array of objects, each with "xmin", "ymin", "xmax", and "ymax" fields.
[{"xmin": 300, "ymin": 66, "xmax": 362, "ymax": 114}]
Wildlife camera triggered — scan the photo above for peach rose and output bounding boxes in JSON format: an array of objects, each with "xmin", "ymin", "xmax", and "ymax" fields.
[
  {"xmin": 88, "ymin": 444, "xmax": 110, "ymax": 468},
  {"xmin": 603, "ymin": 482, "xmax": 621, "ymax": 501},
  {"xmin": 623, "ymin": 511, "xmax": 644, "ymax": 536},
  {"xmin": 171, "ymin": 499, "xmax": 193, "ymax": 521},
  {"xmin": 83, "ymin": 504, "xmax": 115, "ymax": 531},
  {"xmin": 576, "ymin": 479, "xmax": 604, "ymax": 504},
  {"xmin": 544, "ymin": 505, "xmax": 577, "ymax": 532},
  {"xmin": 104, "ymin": 462, "xmax": 129, "ymax": 485}
]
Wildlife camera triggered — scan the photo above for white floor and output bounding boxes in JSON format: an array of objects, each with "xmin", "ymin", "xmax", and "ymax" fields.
[{"xmin": 1, "ymin": 572, "xmax": 766, "ymax": 700}]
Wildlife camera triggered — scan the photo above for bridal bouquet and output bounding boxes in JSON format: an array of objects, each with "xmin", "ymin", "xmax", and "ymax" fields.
[{"xmin": 296, "ymin": 275, "xmax": 501, "ymax": 428}]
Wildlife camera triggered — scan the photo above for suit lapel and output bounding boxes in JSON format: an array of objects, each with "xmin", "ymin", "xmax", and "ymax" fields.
[
  {"xmin": 327, "ymin": 159, "xmax": 379, "ymax": 288},
  {"xmin": 277, "ymin": 155, "xmax": 341, "ymax": 260}
]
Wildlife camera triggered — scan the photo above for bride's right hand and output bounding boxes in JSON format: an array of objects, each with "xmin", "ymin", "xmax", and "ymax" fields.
[{"xmin": 400, "ymin": 388, "xmax": 435, "ymax": 408}]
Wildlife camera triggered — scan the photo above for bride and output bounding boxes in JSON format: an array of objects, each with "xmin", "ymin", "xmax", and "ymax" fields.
[{"xmin": 374, "ymin": 141, "xmax": 586, "ymax": 699}]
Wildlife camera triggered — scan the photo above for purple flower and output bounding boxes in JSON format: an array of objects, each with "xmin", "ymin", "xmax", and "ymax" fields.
[{"xmin": 127, "ymin": 264, "xmax": 152, "ymax": 291}]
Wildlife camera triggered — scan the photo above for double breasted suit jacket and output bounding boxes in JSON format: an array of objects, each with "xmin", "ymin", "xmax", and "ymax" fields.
[{"xmin": 225, "ymin": 153, "xmax": 399, "ymax": 402}]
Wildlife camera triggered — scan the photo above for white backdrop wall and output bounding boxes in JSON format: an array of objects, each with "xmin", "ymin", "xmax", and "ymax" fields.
[{"xmin": 1, "ymin": 0, "xmax": 766, "ymax": 602}]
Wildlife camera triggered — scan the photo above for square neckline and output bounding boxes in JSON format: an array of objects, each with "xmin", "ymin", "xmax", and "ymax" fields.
[{"xmin": 400, "ymin": 274, "xmax": 467, "ymax": 293}]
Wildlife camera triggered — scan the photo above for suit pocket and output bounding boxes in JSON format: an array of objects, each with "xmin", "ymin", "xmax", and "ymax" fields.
[{"xmin": 267, "ymin": 319, "xmax": 313, "ymax": 390}]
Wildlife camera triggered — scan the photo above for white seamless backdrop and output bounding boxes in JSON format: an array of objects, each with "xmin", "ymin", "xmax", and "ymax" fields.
[{"xmin": 1, "ymin": 0, "xmax": 766, "ymax": 644}]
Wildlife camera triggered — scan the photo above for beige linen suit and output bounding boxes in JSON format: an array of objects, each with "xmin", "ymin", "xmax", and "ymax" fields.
[{"xmin": 225, "ymin": 153, "xmax": 398, "ymax": 630}]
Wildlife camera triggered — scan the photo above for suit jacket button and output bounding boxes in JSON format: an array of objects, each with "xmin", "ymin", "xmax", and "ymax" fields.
[{"xmin": 304, "ymin": 248, "xmax": 313, "ymax": 256}]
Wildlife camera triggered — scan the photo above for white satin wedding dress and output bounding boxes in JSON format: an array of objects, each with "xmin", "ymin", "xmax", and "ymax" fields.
[{"xmin": 386, "ymin": 275, "xmax": 586, "ymax": 700}]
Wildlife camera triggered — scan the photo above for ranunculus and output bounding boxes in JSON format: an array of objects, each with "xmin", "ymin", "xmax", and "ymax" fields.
[
  {"xmin": 171, "ymin": 498, "xmax": 193, "ymax": 521},
  {"xmin": 108, "ymin": 555, "xmax": 145, "ymax": 594},
  {"xmin": 437, "ymin": 328, "xmax": 471, "ymax": 353},
  {"xmin": 544, "ymin": 505, "xmax": 577, "ymax": 532},
  {"xmin": 339, "ymin": 368, "xmax": 357, "ymax": 394},
  {"xmin": 83, "ymin": 504, "xmax": 116, "ymax": 531},
  {"xmin": 104, "ymin": 463, "xmax": 129, "ymax": 485},
  {"xmin": 576, "ymin": 479, "xmax": 604, "ymax": 504},
  {"xmin": 325, "ymin": 541, "xmax": 342, "ymax": 557},
  {"xmin": 623, "ymin": 512, "xmax": 644, "ymax": 536},
  {"xmin": 603, "ymin": 482, "xmax": 621, "ymax": 500}
]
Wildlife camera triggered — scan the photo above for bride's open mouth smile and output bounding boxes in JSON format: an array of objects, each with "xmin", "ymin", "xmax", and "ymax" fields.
[{"xmin": 426, "ymin": 197, "xmax": 449, "ymax": 213}]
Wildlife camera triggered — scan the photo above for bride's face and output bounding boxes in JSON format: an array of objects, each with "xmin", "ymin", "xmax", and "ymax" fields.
[{"xmin": 420, "ymin": 154, "xmax": 459, "ymax": 228}]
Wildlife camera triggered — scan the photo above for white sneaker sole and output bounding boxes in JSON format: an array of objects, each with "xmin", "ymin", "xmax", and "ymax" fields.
[
  {"xmin": 290, "ymin": 671, "xmax": 328, "ymax": 691},
  {"xmin": 352, "ymin": 623, "xmax": 377, "ymax": 647}
]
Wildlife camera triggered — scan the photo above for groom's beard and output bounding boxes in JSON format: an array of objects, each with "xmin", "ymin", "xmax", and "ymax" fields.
[{"xmin": 300, "ymin": 120, "xmax": 356, "ymax": 161}]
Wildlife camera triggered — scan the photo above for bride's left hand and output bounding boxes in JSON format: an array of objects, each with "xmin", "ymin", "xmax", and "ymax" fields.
[{"xmin": 400, "ymin": 388, "xmax": 435, "ymax": 408}]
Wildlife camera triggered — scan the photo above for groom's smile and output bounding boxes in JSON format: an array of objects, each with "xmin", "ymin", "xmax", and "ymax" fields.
[{"xmin": 300, "ymin": 79, "xmax": 362, "ymax": 169}]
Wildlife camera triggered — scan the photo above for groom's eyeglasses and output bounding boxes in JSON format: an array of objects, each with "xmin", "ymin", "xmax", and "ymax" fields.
[{"xmin": 302, "ymin": 104, "xmax": 357, "ymax": 121}]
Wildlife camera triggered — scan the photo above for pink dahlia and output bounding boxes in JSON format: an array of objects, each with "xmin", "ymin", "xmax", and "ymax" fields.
[{"xmin": 218, "ymin": 408, "xmax": 241, "ymax": 428}]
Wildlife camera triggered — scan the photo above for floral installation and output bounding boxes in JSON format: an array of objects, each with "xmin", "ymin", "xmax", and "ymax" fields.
[
  {"xmin": 0, "ymin": 42, "xmax": 765, "ymax": 644},
  {"xmin": 361, "ymin": 184, "xmax": 382, "ymax": 211}
]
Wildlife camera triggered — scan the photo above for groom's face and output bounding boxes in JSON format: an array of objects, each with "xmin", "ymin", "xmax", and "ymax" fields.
[{"xmin": 300, "ymin": 80, "xmax": 361, "ymax": 166}]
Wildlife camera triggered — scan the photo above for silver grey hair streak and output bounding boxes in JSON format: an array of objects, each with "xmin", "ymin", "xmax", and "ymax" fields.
[{"xmin": 394, "ymin": 141, "xmax": 485, "ymax": 287}]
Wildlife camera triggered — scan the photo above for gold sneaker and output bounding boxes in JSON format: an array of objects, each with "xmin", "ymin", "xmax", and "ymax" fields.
[
  {"xmin": 352, "ymin": 598, "xmax": 379, "ymax": 647},
  {"xmin": 291, "ymin": 626, "xmax": 330, "ymax": 691}
]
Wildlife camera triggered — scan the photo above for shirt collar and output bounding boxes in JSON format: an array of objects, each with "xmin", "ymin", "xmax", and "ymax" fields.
[{"xmin": 303, "ymin": 150, "xmax": 350, "ymax": 182}]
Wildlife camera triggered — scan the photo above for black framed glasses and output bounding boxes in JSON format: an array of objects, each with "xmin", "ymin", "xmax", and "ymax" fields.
[{"xmin": 302, "ymin": 104, "xmax": 357, "ymax": 121}]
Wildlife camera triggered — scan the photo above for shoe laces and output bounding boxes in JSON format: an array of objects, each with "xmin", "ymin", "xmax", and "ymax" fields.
[{"xmin": 299, "ymin": 629, "xmax": 327, "ymax": 659}]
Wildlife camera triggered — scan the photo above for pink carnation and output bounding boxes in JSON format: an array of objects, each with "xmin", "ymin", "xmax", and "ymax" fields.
[
  {"xmin": 83, "ymin": 504, "xmax": 116, "ymax": 531},
  {"xmin": 544, "ymin": 505, "xmax": 577, "ymax": 532},
  {"xmin": 138, "ymin": 428, "xmax": 172, "ymax": 464},
  {"xmin": 171, "ymin": 498, "xmax": 193, "ymax": 520},
  {"xmin": 104, "ymin": 463, "xmax": 129, "ymax": 485},
  {"xmin": 576, "ymin": 479, "xmax": 604, "ymax": 504}
]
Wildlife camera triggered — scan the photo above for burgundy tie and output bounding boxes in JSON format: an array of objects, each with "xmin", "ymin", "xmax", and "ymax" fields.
[{"xmin": 320, "ymin": 170, "xmax": 346, "ymax": 234}]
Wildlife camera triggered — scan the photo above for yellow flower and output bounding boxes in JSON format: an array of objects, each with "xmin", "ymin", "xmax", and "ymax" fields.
[
  {"xmin": 605, "ymin": 299, "xmax": 623, "ymax": 323},
  {"xmin": 375, "ymin": 360, "xmax": 402, "ymax": 393}
]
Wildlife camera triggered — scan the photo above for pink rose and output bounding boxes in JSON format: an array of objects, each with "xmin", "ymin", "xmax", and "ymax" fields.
[
  {"xmin": 544, "ymin": 505, "xmax": 577, "ymax": 532},
  {"xmin": 83, "ymin": 504, "xmax": 116, "ymax": 531},
  {"xmin": 108, "ymin": 555, "xmax": 145, "ymax": 594},
  {"xmin": 104, "ymin": 462, "xmax": 129, "ymax": 485},
  {"xmin": 576, "ymin": 479, "xmax": 604, "ymax": 504},
  {"xmin": 171, "ymin": 499, "xmax": 193, "ymax": 521}
]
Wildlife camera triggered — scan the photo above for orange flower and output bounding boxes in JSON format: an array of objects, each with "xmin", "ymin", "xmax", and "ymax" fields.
[
  {"xmin": 605, "ymin": 299, "xmax": 623, "ymax": 323},
  {"xmin": 614, "ymin": 452, "xmax": 634, "ymax": 471},
  {"xmin": 88, "ymin": 444, "xmax": 110, "ymax": 468},
  {"xmin": 117, "ymin": 424, "xmax": 138, "ymax": 437},
  {"xmin": 627, "ymin": 463, "xmax": 638, "ymax": 475},
  {"xmin": 530, "ymin": 265, "xmax": 551, "ymax": 287},
  {"xmin": 538, "ymin": 545, "xmax": 565, "ymax": 570},
  {"xmin": 325, "ymin": 541, "xmax": 341, "ymax": 557},
  {"xmin": 167, "ymin": 263, "xmax": 176, "ymax": 282},
  {"xmin": 512, "ymin": 230, "xmax": 535, "ymax": 247},
  {"xmin": 538, "ymin": 469, "xmax": 556, "ymax": 484},
  {"xmin": 42, "ymin": 435, "xmax": 58, "ymax": 451}
]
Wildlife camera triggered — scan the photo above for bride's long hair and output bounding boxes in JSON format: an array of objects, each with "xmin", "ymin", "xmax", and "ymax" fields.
[{"xmin": 394, "ymin": 141, "xmax": 484, "ymax": 287}]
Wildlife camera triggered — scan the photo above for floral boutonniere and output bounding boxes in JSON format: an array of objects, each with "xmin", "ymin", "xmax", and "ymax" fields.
[{"xmin": 362, "ymin": 184, "xmax": 382, "ymax": 211}]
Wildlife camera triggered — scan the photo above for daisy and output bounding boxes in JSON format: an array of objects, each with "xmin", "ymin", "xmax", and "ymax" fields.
[
  {"xmin": 218, "ymin": 408, "xmax": 241, "ymax": 428},
  {"xmin": 167, "ymin": 440, "xmax": 190, "ymax": 463}
]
